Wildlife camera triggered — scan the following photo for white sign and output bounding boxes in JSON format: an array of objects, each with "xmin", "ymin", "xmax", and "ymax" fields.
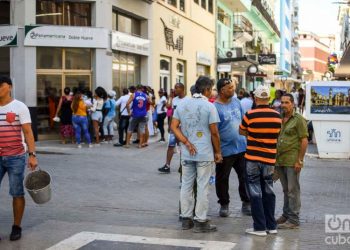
[
  {"xmin": 111, "ymin": 31, "xmax": 150, "ymax": 56},
  {"xmin": 217, "ymin": 64, "xmax": 231, "ymax": 72},
  {"xmin": 24, "ymin": 26, "xmax": 108, "ymax": 48},
  {"xmin": 0, "ymin": 26, "xmax": 17, "ymax": 47},
  {"xmin": 196, "ymin": 52, "xmax": 212, "ymax": 66}
]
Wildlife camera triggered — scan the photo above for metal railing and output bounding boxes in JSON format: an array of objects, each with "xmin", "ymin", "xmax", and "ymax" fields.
[{"xmin": 233, "ymin": 15, "xmax": 253, "ymax": 36}]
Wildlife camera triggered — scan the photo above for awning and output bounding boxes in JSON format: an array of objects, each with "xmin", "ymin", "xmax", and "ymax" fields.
[{"xmin": 217, "ymin": 56, "xmax": 258, "ymax": 72}]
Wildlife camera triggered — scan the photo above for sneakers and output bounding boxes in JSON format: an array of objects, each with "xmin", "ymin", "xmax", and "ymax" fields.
[
  {"xmin": 10, "ymin": 225, "xmax": 22, "ymax": 241},
  {"xmin": 267, "ymin": 229, "xmax": 278, "ymax": 234},
  {"xmin": 278, "ymin": 221, "xmax": 299, "ymax": 229},
  {"xmin": 113, "ymin": 143, "xmax": 123, "ymax": 147},
  {"xmin": 77, "ymin": 144, "xmax": 82, "ymax": 149},
  {"xmin": 158, "ymin": 165, "xmax": 170, "ymax": 173},
  {"xmin": 88, "ymin": 144, "xmax": 93, "ymax": 148},
  {"xmin": 158, "ymin": 138, "xmax": 166, "ymax": 143},
  {"xmin": 181, "ymin": 218, "xmax": 194, "ymax": 230},
  {"xmin": 241, "ymin": 202, "xmax": 252, "ymax": 216},
  {"xmin": 219, "ymin": 204, "xmax": 229, "ymax": 217},
  {"xmin": 245, "ymin": 228, "xmax": 267, "ymax": 236},
  {"xmin": 276, "ymin": 215, "xmax": 288, "ymax": 224},
  {"xmin": 193, "ymin": 220, "xmax": 217, "ymax": 233}
]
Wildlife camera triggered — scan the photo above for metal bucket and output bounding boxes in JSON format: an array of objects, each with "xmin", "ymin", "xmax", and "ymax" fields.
[{"xmin": 24, "ymin": 169, "xmax": 51, "ymax": 204}]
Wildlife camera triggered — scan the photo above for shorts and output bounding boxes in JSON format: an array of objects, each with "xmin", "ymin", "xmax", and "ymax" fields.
[
  {"xmin": 0, "ymin": 154, "xmax": 26, "ymax": 197},
  {"xmin": 168, "ymin": 133, "xmax": 178, "ymax": 147},
  {"xmin": 91, "ymin": 111, "xmax": 103, "ymax": 122},
  {"xmin": 128, "ymin": 116, "xmax": 147, "ymax": 134}
]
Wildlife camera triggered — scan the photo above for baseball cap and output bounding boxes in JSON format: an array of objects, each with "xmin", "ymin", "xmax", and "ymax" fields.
[
  {"xmin": 108, "ymin": 90, "xmax": 116, "ymax": 97},
  {"xmin": 0, "ymin": 75, "xmax": 12, "ymax": 86},
  {"xmin": 253, "ymin": 85, "xmax": 270, "ymax": 99}
]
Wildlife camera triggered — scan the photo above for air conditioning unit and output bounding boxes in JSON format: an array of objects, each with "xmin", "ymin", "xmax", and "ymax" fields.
[{"xmin": 226, "ymin": 48, "xmax": 243, "ymax": 58}]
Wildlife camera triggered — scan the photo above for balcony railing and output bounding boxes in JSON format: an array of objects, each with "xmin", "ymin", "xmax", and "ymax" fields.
[
  {"xmin": 233, "ymin": 15, "xmax": 253, "ymax": 36},
  {"xmin": 252, "ymin": 0, "xmax": 280, "ymax": 37}
]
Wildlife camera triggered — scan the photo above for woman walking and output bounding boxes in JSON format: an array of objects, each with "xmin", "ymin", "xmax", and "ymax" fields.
[
  {"xmin": 55, "ymin": 87, "xmax": 74, "ymax": 144},
  {"xmin": 71, "ymin": 92, "xmax": 92, "ymax": 148}
]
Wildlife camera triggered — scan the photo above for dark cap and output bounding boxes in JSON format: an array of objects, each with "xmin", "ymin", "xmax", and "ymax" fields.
[{"xmin": 0, "ymin": 75, "xmax": 12, "ymax": 85}]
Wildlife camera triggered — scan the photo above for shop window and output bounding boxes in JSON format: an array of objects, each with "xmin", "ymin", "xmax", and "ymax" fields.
[
  {"xmin": 0, "ymin": 0, "xmax": 10, "ymax": 24},
  {"xmin": 113, "ymin": 11, "xmax": 141, "ymax": 37},
  {"xmin": 201, "ymin": 0, "xmax": 206, "ymax": 10},
  {"xmin": 0, "ymin": 48, "xmax": 10, "ymax": 76},
  {"xmin": 65, "ymin": 48, "xmax": 91, "ymax": 70},
  {"xmin": 37, "ymin": 48, "xmax": 63, "ymax": 69},
  {"xmin": 196, "ymin": 64, "xmax": 210, "ymax": 77},
  {"xmin": 36, "ymin": 0, "xmax": 91, "ymax": 26},
  {"xmin": 167, "ymin": 0, "xmax": 176, "ymax": 7}
]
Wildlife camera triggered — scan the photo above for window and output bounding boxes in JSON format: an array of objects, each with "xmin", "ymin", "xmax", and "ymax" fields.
[
  {"xmin": 285, "ymin": 17, "xmax": 290, "ymax": 29},
  {"xmin": 285, "ymin": 38, "xmax": 290, "ymax": 50},
  {"xmin": 179, "ymin": 0, "xmax": 185, "ymax": 11},
  {"xmin": 167, "ymin": 0, "xmax": 176, "ymax": 7},
  {"xmin": 201, "ymin": 0, "xmax": 206, "ymax": 10},
  {"xmin": 194, "ymin": 0, "xmax": 199, "ymax": 4},
  {"xmin": 0, "ymin": 48, "xmax": 10, "ymax": 76},
  {"xmin": 176, "ymin": 61, "xmax": 186, "ymax": 85},
  {"xmin": 218, "ymin": 7, "xmax": 230, "ymax": 27},
  {"xmin": 113, "ymin": 11, "xmax": 141, "ymax": 36},
  {"xmin": 36, "ymin": 0, "xmax": 91, "ymax": 26},
  {"xmin": 208, "ymin": 0, "xmax": 213, "ymax": 13},
  {"xmin": 0, "ymin": 0, "xmax": 10, "ymax": 24},
  {"xmin": 285, "ymin": 0, "xmax": 290, "ymax": 8}
]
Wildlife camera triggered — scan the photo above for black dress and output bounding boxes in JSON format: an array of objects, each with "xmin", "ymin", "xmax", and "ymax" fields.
[{"xmin": 60, "ymin": 96, "xmax": 73, "ymax": 125}]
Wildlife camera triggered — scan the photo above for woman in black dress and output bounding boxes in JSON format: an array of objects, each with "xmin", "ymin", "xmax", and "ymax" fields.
[{"xmin": 55, "ymin": 87, "xmax": 74, "ymax": 144}]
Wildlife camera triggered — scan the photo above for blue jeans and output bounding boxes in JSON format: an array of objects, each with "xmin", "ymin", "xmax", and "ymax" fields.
[
  {"xmin": 246, "ymin": 160, "xmax": 276, "ymax": 231},
  {"xmin": 72, "ymin": 115, "xmax": 91, "ymax": 144},
  {"xmin": 103, "ymin": 115, "xmax": 115, "ymax": 136},
  {"xmin": 180, "ymin": 160, "xmax": 213, "ymax": 222},
  {"xmin": 0, "ymin": 154, "xmax": 26, "ymax": 197}
]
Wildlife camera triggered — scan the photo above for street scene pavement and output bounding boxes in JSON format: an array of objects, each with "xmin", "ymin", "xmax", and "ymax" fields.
[{"xmin": 0, "ymin": 138, "xmax": 350, "ymax": 250}]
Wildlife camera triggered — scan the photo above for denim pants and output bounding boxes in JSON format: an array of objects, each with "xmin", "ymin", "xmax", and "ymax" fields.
[
  {"xmin": 215, "ymin": 152, "xmax": 250, "ymax": 205},
  {"xmin": 275, "ymin": 166, "xmax": 301, "ymax": 225},
  {"xmin": 103, "ymin": 115, "xmax": 115, "ymax": 136},
  {"xmin": 0, "ymin": 154, "xmax": 26, "ymax": 197},
  {"xmin": 72, "ymin": 115, "xmax": 91, "ymax": 144},
  {"xmin": 246, "ymin": 160, "xmax": 276, "ymax": 231},
  {"xmin": 180, "ymin": 160, "xmax": 213, "ymax": 222},
  {"xmin": 118, "ymin": 115, "xmax": 130, "ymax": 144}
]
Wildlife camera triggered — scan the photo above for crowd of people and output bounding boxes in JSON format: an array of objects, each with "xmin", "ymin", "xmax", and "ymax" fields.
[{"xmin": 0, "ymin": 73, "xmax": 309, "ymax": 241}]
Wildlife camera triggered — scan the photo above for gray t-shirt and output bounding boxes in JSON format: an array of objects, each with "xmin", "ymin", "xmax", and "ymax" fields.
[{"xmin": 173, "ymin": 97, "xmax": 220, "ymax": 161}]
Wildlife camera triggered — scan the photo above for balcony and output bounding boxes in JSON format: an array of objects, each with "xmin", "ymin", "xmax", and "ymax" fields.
[
  {"xmin": 233, "ymin": 15, "xmax": 254, "ymax": 44},
  {"xmin": 252, "ymin": 0, "xmax": 280, "ymax": 37},
  {"xmin": 220, "ymin": 0, "xmax": 251, "ymax": 12}
]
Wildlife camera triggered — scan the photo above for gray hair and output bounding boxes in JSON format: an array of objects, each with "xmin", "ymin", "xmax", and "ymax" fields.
[{"xmin": 195, "ymin": 76, "xmax": 214, "ymax": 95}]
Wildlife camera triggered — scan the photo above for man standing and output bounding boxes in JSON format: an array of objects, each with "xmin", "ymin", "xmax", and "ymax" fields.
[
  {"xmin": 290, "ymin": 88, "xmax": 299, "ymax": 112},
  {"xmin": 114, "ymin": 88, "xmax": 131, "ymax": 147},
  {"xmin": 214, "ymin": 78, "xmax": 250, "ymax": 217},
  {"xmin": 0, "ymin": 76, "xmax": 38, "ymax": 241},
  {"xmin": 124, "ymin": 85, "xmax": 149, "ymax": 148},
  {"xmin": 239, "ymin": 85, "xmax": 282, "ymax": 236},
  {"xmin": 275, "ymin": 93, "xmax": 308, "ymax": 229},
  {"xmin": 172, "ymin": 76, "xmax": 222, "ymax": 233},
  {"xmin": 158, "ymin": 83, "xmax": 189, "ymax": 173}
]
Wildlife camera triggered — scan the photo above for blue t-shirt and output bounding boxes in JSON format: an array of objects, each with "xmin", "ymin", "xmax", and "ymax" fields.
[
  {"xmin": 132, "ymin": 91, "xmax": 147, "ymax": 118},
  {"xmin": 104, "ymin": 99, "xmax": 117, "ymax": 118},
  {"xmin": 173, "ymin": 97, "xmax": 220, "ymax": 162},
  {"xmin": 214, "ymin": 97, "xmax": 247, "ymax": 157}
]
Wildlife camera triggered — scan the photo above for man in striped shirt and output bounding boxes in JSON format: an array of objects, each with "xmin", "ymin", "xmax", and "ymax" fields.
[
  {"xmin": 0, "ymin": 76, "xmax": 38, "ymax": 241},
  {"xmin": 239, "ymin": 85, "xmax": 282, "ymax": 236}
]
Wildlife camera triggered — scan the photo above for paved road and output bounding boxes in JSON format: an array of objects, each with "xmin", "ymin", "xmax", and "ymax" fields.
[{"xmin": 0, "ymin": 140, "xmax": 349, "ymax": 250}]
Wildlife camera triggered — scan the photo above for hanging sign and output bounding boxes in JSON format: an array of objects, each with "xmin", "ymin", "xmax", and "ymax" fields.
[{"xmin": 0, "ymin": 26, "xmax": 18, "ymax": 47}]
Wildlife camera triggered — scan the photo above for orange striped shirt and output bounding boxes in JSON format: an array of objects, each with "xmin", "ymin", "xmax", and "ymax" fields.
[{"xmin": 239, "ymin": 105, "xmax": 282, "ymax": 165}]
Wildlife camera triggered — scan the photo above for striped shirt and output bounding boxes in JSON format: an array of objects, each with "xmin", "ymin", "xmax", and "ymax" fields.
[
  {"xmin": 0, "ymin": 100, "xmax": 31, "ymax": 156},
  {"xmin": 239, "ymin": 105, "xmax": 282, "ymax": 165}
]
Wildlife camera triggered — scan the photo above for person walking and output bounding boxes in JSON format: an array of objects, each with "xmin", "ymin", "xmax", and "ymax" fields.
[
  {"xmin": 214, "ymin": 78, "xmax": 251, "ymax": 217},
  {"xmin": 158, "ymin": 83, "xmax": 189, "ymax": 173},
  {"xmin": 71, "ymin": 92, "xmax": 92, "ymax": 148},
  {"xmin": 124, "ymin": 85, "xmax": 150, "ymax": 148},
  {"xmin": 0, "ymin": 75, "xmax": 38, "ymax": 241},
  {"xmin": 239, "ymin": 85, "xmax": 282, "ymax": 236},
  {"xmin": 172, "ymin": 76, "xmax": 222, "ymax": 233},
  {"xmin": 156, "ymin": 89, "xmax": 167, "ymax": 142},
  {"xmin": 102, "ymin": 90, "xmax": 117, "ymax": 143},
  {"xmin": 290, "ymin": 87, "xmax": 299, "ymax": 112},
  {"xmin": 297, "ymin": 88, "xmax": 305, "ymax": 114},
  {"xmin": 275, "ymin": 93, "xmax": 308, "ymax": 229},
  {"xmin": 54, "ymin": 87, "xmax": 74, "ymax": 144}
]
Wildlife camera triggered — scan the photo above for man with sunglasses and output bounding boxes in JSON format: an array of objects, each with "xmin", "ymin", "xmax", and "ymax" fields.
[{"xmin": 214, "ymin": 78, "xmax": 251, "ymax": 218}]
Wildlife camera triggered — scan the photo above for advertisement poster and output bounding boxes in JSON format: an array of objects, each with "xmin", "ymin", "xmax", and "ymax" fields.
[{"xmin": 310, "ymin": 86, "xmax": 350, "ymax": 114}]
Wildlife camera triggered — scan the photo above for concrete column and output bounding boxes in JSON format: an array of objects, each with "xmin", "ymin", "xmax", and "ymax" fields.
[
  {"xmin": 92, "ymin": 0, "xmax": 112, "ymax": 91},
  {"xmin": 11, "ymin": 0, "xmax": 36, "ymax": 106}
]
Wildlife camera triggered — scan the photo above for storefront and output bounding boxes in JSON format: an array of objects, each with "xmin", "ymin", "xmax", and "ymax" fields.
[
  {"xmin": 24, "ymin": 25, "xmax": 108, "ymax": 136},
  {"xmin": 0, "ymin": 1, "xmax": 12, "ymax": 76}
]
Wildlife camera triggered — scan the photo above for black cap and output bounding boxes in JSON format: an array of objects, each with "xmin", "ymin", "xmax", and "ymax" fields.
[{"xmin": 0, "ymin": 75, "xmax": 12, "ymax": 85}]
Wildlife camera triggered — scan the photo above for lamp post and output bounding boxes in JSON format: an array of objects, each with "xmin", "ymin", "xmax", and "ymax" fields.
[{"xmin": 247, "ymin": 64, "xmax": 258, "ymax": 90}]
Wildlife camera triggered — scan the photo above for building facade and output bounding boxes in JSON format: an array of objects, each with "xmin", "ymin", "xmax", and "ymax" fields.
[{"xmin": 299, "ymin": 31, "xmax": 330, "ymax": 81}]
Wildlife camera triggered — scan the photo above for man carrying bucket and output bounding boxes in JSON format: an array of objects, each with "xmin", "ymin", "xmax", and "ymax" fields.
[{"xmin": 0, "ymin": 75, "xmax": 38, "ymax": 241}]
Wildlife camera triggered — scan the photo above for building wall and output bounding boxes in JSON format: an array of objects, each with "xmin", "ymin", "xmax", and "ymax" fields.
[{"xmin": 279, "ymin": 0, "xmax": 292, "ymax": 74}]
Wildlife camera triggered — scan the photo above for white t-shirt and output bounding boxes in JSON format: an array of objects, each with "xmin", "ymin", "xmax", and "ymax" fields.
[
  {"xmin": 156, "ymin": 96, "xmax": 167, "ymax": 114},
  {"xmin": 0, "ymin": 99, "xmax": 31, "ymax": 156},
  {"xmin": 172, "ymin": 96, "xmax": 190, "ymax": 111},
  {"xmin": 116, "ymin": 94, "xmax": 131, "ymax": 116},
  {"xmin": 91, "ymin": 98, "xmax": 104, "ymax": 112}
]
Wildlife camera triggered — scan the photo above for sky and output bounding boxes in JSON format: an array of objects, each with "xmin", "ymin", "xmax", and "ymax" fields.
[{"xmin": 299, "ymin": 0, "xmax": 340, "ymax": 35}]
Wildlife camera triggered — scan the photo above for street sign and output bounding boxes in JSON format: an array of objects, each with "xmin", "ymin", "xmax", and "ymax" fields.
[{"xmin": 274, "ymin": 71, "xmax": 284, "ymax": 75}]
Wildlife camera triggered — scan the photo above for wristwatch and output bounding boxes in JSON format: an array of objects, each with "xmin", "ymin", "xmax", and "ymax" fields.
[{"xmin": 28, "ymin": 152, "xmax": 37, "ymax": 158}]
